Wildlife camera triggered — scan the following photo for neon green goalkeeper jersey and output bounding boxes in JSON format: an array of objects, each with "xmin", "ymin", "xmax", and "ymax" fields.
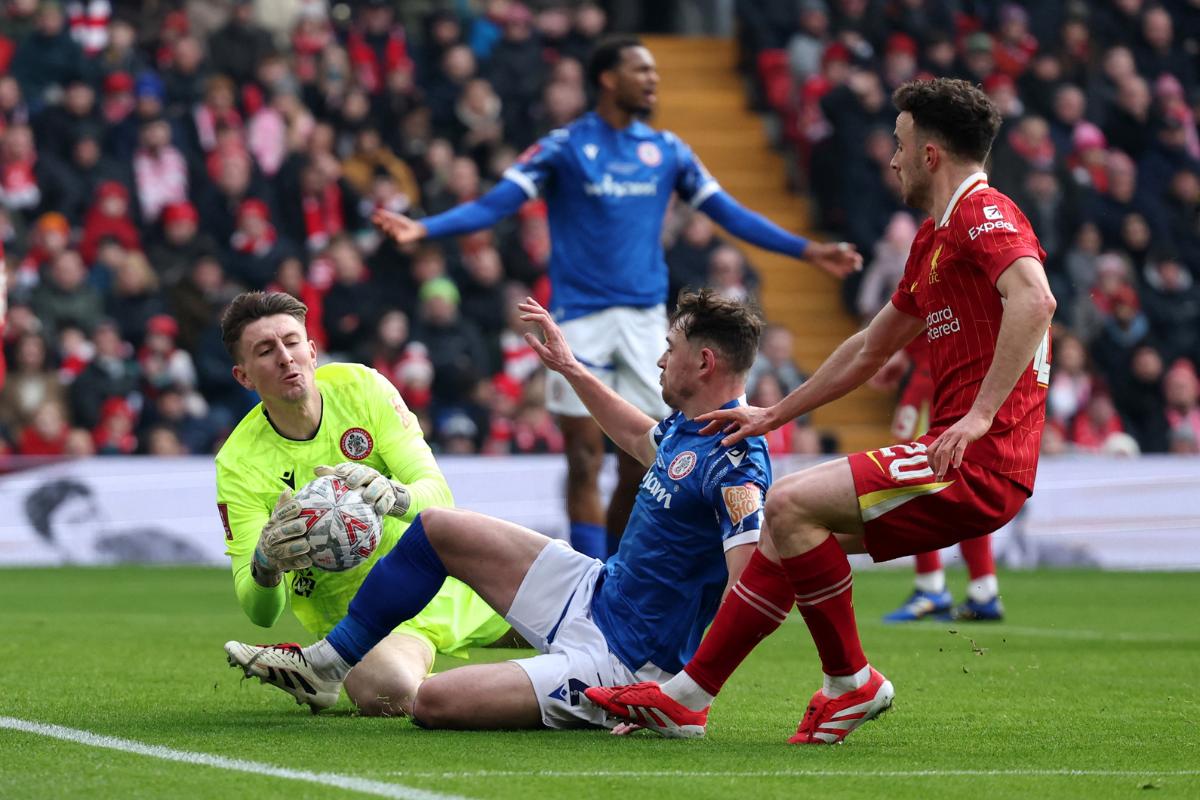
[{"xmin": 215, "ymin": 362, "xmax": 508, "ymax": 654}]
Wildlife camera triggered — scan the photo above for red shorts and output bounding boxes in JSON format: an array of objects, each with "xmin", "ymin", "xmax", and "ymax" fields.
[{"xmin": 848, "ymin": 434, "xmax": 1029, "ymax": 563}]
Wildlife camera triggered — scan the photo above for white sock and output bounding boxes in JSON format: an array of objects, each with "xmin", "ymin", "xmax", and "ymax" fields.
[
  {"xmin": 303, "ymin": 639, "xmax": 353, "ymax": 681},
  {"xmin": 967, "ymin": 574, "xmax": 999, "ymax": 603},
  {"xmin": 914, "ymin": 569, "xmax": 945, "ymax": 594},
  {"xmin": 661, "ymin": 670, "xmax": 715, "ymax": 711},
  {"xmin": 823, "ymin": 664, "xmax": 872, "ymax": 698}
]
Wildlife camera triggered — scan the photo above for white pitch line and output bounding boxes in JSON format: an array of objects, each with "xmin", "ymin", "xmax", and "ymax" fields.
[
  {"xmin": 849, "ymin": 619, "xmax": 1200, "ymax": 644},
  {"xmin": 0, "ymin": 717, "xmax": 466, "ymax": 800},
  {"xmin": 385, "ymin": 769, "xmax": 1200, "ymax": 780}
]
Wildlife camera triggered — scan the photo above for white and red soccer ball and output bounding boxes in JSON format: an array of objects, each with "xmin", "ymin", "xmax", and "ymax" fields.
[{"xmin": 293, "ymin": 474, "xmax": 381, "ymax": 572}]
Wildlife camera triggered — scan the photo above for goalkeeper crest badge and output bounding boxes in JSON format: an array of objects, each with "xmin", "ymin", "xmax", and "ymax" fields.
[{"xmin": 340, "ymin": 428, "xmax": 374, "ymax": 460}]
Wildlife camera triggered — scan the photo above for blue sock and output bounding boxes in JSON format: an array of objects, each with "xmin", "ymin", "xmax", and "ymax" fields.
[
  {"xmin": 326, "ymin": 515, "xmax": 447, "ymax": 664},
  {"xmin": 570, "ymin": 522, "xmax": 606, "ymax": 560}
]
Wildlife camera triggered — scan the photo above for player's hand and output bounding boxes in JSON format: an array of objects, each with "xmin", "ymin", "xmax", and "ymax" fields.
[
  {"xmin": 518, "ymin": 297, "xmax": 579, "ymax": 375},
  {"xmin": 314, "ymin": 463, "xmax": 411, "ymax": 519},
  {"xmin": 610, "ymin": 721, "xmax": 645, "ymax": 735},
  {"xmin": 805, "ymin": 241, "xmax": 862, "ymax": 279},
  {"xmin": 371, "ymin": 208, "xmax": 427, "ymax": 245},
  {"xmin": 253, "ymin": 490, "xmax": 310, "ymax": 580},
  {"xmin": 926, "ymin": 411, "xmax": 992, "ymax": 479},
  {"xmin": 696, "ymin": 404, "xmax": 778, "ymax": 447}
]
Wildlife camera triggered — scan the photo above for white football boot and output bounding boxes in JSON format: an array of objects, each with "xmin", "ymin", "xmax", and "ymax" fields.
[{"xmin": 225, "ymin": 641, "xmax": 341, "ymax": 713}]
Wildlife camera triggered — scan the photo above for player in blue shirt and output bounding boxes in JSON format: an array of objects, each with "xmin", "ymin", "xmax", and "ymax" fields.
[
  {"xmin": 372, "ymin": 36, "xmax": 858, "ymax": 563},
  {"xmin": 224, "ymin": 290, "xmax": 771, "ymax": 732}
]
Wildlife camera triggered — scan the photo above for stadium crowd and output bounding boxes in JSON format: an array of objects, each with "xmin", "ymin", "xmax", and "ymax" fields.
[
  {"xmin": 738, "ymin": 0, "xmax": 1200, "ymax": 455},
  {"xmin": 0, "ymin": 0, "xmax": 801, "ymax": 458}
]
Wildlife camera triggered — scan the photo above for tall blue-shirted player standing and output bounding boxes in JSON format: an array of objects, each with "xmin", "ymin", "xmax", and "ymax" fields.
[
  {"xmin": 225, "ymin": 290, "xmax": 773, "ymax": 731},
  {"xmin": 373, "ymin": 36, "xmax": 860, "ymax": 561}
]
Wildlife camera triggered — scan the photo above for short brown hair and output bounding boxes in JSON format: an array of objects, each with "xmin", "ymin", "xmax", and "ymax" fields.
[
  {"xmin": 220, "ymin": 291, "xmax": 307, "ymax": 362},
  {"xmin": 669, "ymin": 289, "xmax": 764, "ymax": 374},
  {"xmin": 893, "ymin": 78, "xmax": 1001, "ymax": 164}
]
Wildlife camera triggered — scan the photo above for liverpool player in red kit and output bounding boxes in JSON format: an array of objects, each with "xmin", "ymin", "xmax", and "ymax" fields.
[{"xmin": 587, "ymin": 78, "xmax": 1055, "ymax": 744}]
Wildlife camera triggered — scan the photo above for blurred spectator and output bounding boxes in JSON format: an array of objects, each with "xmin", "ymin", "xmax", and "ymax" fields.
[
  {"xmin": 749, "ymin": 371, "xmax": 820, "ymax": 455},
  {"xmin": 105, "ymin": 250, "xmax": 163, "ymax": 349},
  {"xmin": 856, "ymin": 211, "xmax": 916, "ymax": 321},
  {"xmin": 1141, "ymin": 255, "xmax": 1200, "ymax": 366},
  {"xmin": 138, "ymin": 384, "xmax": 214, "ymax": 454},
  {"xmin": 1068, "ymin": 392, "xmax": 1127, "ymax": 452},
  {"xmin": 68, "ymin": 318, "xmax": 137, "ymax": 429},
  {"xmin": 748, "ymin": 323, "xmax": 807, "ymax": 395},
  {"xmin": 147, "ymin": 201, "xmax": 217, "ymax": 289},
  {"xmin": 207, "ymin": 0, "xmax": 274, "ymax": 86},
  {"xmin": 707, "ymin": 244, "xmax": 752, "ymax": 303},
  {"xmin": 412, "ymin": 276, "xmax": 488, "ymax": 408},
  {"xmin": 31, "ymin": 249, "xmax": 103, "ymax": 339},
  {"xmin": 137, "ymin": 314, "xmax": 198, "ymax": 400},
  {"xmin": 457, "ymin": 241, "xmax": 507, "ymax": 343},
  {"xmin": 10, "ymin": 1, "xmax": 83, "ymax": 108},
  {"xmin": 347, "ymin": 0, "xmax": 413, "ymax": 96},
  {"xmin": 92, "ymin": 395, "xmax": 138, "ymax": 454},
  {"xmin": 132, "ymin": 115, "xmax": 188, "ymax": 225},
  {"xmin": 0, "ymin": 331, "xmax": 65, "ymax": 433},
  {"xmin": 367, "ymin": 309, "xmax": 433, "ymax": 412},
  {"xmin": 487, "ymin": 4, "xmax": 545, "ymax": 148},
  {"xmin": 0, "ymin": 123, "xmax": 42, "ymax": 215},
  {"xmin": 1090, "ymin": 284, "xmax": 1151, "ymax": 388},
  {"xmin": 1113, "ymin": 343, "xmax": 1170, "ymax": 453},
  {"xmin": 320, "ymin": 236, "xmax": 377, "ymax": 358},
  {"xmin": 17, "ymin": 398, "xmax": 70, "ymax": 455},
  {"xmin": 1047, "ymin": 332, "xmax": 1092, "ymax": 428},
  {"xmin": 1164, "ymin": 360, "xmax": 1200, "ymax": 447},
  {"xmin": 787, "ymin": 0, "xmax": 831, "ymax": 84},
  {"xmin": 227, "ymin": 197, "xmax": 289, "ymax": 289},
  {"xmin": 80, "ymin": 181, "xmax": 140, "ymax": 265}
]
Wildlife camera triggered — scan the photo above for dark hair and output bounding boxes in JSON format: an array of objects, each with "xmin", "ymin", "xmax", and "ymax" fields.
[
  {"xmin": 892, "ymin": 78, "xmax": 1002, "ymax": 163},
  {"xmin": 220, "ymin": 291, "xmax": 307, "ymax": 362},
  {"xmin": 669, "ymin": 289, "xmax": 765, "ymax": 375},
  {"xmin": 586, "ymin": 35, "xmax": 643, "ymax": 90}
]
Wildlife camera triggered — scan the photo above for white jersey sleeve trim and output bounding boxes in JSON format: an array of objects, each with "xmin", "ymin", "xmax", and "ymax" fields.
[
  {"xmin": 502, "ymin": 167, "xmax": 539, "ymax": 200},
  {"xmin": 723, "ymin": 529, "xmax": 761, "ymax": 551},
  {"xmin": 689, "ymin": 180, "xmax": 721, "ymax": 209}
]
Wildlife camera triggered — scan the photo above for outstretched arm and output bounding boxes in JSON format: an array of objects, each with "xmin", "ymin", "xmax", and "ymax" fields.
[
  {"xmin": 698, "ymin": 190, "xmax": 862, "ymax": 278},
  {"xmin": 373, "ymin": 180, "xmax": 528, "ymax": 244},
  {"xmin": 698, "ymin": 301, "xmax": 926, "ymax": 445},
  {"xmin": 519, "ymin": 298, "xmax": 658, "ymax": 467}
]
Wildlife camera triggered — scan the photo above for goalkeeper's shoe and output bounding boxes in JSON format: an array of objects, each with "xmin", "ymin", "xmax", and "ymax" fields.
[
  {"xmin": 947, "ymin": 595, "xmax": 1005, "ymax": 621},
  {"xmin": 882, "ymin": 588, "xmax": 953, "ymax": 622},
  {"xmin": 225, "ymin": 641, "xmax": 341, "ymax": 713},
  {"xmin": 788, "ymin": 667, "xmax": 894, "ymax": 745},
  {"xmin": 583, "ymin": 682, "xmax": 708, "ymax": 739}
]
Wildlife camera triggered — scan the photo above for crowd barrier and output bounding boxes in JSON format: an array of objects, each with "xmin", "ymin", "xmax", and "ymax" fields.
[{"xmin": 0, "ymin": 455, "xmax": 1196, "ymax": 569}]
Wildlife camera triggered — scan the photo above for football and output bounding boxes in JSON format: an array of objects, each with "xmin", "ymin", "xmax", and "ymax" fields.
[{"xmin": 293, "ymin": 474, "xmax": 381, "ymax": 572}]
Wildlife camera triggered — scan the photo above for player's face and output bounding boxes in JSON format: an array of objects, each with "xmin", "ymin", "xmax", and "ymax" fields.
[
  {"xmin": 608, "ymin": 46, "xmax": 659, "ymax": 116},
  {"xmin": 656, "ymin": 327, "xmax": 696, "ymax": 408},
  {"xmin": 233, "ymin": 314, "xmax": 317, "ymax": 403},
  {"xmin": 890, "ymin": 112, "xmax": 931, "ymax": 210}
]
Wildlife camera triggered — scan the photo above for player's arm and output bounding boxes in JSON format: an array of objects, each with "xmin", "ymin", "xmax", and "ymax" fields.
[
  {"xmin": 723, "ymin": 543, "xmax": 755, "ymax": 600},
  {"xmin": 519, "ymin": 298, "xmax": 657, "ymax": 467},
  {"xmin": 698, "ymin": 191, "xmax": 862, "ymax": 278},
  {"xmin": 926, "ymin": 256, "xmax": 1055, "ymax": 478},
  {"xmin": 317, "ymin": 370, "xmax": 455, "ymax": 520},
  {"xmin": 372, "ymin": 180, "xmax": 528, "ymax": 244},
  {"xmin": 699, "ymin": 302, "xmax": 926, "ymax": 445},
  {"xmin": 218, "ymin": 466, "xmax": 306, "ymax": 627}
]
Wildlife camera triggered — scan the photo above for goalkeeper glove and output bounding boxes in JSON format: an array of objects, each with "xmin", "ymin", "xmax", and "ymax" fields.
[
  {"xmin": 313, "ymin": 463, "xmax": 411, "ymax": 519},
  {"xmin": 252, "ymin": 490, "xmax": 310, "ymax": 585}
]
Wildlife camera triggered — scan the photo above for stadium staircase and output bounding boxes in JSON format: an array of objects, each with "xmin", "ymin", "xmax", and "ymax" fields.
[{"xmin": 644, "ymin": 35, "xmax": 893, "ymax": 452}]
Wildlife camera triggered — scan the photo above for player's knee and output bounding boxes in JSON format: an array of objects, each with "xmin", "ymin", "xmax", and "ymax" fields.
[
  {"xmin": 764, "ymin": 486, "xmax": 802, "ymax": 529},
  {"xmin": 411, "ymin": 678, "xmax": 467, "ymax": 729},
  {"xmin": 346, "ymin": 676, "xmax": 415, "ymax": 718},
  {"xmin": 418, "ymin": 507, "xmax": 454, "ymax": 543}
]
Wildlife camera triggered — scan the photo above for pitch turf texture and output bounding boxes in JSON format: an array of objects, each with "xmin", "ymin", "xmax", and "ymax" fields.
[{"xmin": 2, "ymin": 568, "xmax": 1197, "ymax": 799}]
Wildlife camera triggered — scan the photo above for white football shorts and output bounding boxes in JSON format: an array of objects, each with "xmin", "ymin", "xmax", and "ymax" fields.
[
  {"xmin": 544, "ymin": 305, "xmax": 670, "ymax": 419},
  {"xmin": 506, "ymin": 539, "xmax": 671, "ymax": 729}
]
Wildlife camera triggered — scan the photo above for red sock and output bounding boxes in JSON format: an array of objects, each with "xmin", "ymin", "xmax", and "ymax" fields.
[
  {"xmin": 685, "ymin": 548, "xmax": 793, "ymax": 696},
  {"xmin": 914, "ymin": 550, "xmax": 942, "ymax": 573},
  {"xmin": 960, "ymin": 534, "xmax": 995, "ymax": 579},
  {"xmin": 782, "ymin": 535, "xmax": 867, "ymax": 677}
]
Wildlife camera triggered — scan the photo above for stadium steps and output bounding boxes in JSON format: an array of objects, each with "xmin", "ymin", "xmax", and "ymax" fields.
[{"xmin": 643, "ymin": 35, "xmax": 893, "ymax": 453}]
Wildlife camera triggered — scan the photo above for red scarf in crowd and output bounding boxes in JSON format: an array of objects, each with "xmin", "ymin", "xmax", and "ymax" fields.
[
  {"xmin": 347, "ymin": 28, "xmax": 412, "ymax": 94},
  {"xmin": 302, "ymin": 184, "xmax": 344, "ymax": 251}
]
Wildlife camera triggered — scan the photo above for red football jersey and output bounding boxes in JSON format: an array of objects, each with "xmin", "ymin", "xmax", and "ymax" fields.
[{"xmin": 891, "ymin": 175, "xmax": 1050, "ymax": 492}]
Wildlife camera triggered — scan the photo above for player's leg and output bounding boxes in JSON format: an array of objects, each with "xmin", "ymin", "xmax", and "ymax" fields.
[
  {"xmin": 412, "ymin": 662, "xmax": 544, "ymax": 729},
  {"xmin": 558, "ymin": 414, "xmax": 608, "ymax": 559},
  {"xmin": 342, "ymin": 631, "xmax": 433, "ymax": 716},
  {"xmin": 951, "ymin": 534, "xmax": 1004, "ymax": 620},
  {"xmin": 883, "ymin": 548, "xmax": 954, "ymax": 622},
  {"xmin": 605, "ymin": 447, "xmax": 646, "ymax": 554}
]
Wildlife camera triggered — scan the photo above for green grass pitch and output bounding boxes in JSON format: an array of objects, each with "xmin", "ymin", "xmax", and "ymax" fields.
[{"xmin": 1, "ymin": 567, "xmax": 1197, "ymax": 799}]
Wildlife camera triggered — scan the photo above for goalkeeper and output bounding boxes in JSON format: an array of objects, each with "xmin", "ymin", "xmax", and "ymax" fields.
[{"xmin": 215, "ymin": 291, "xmax": 511, "ymax": 715}]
